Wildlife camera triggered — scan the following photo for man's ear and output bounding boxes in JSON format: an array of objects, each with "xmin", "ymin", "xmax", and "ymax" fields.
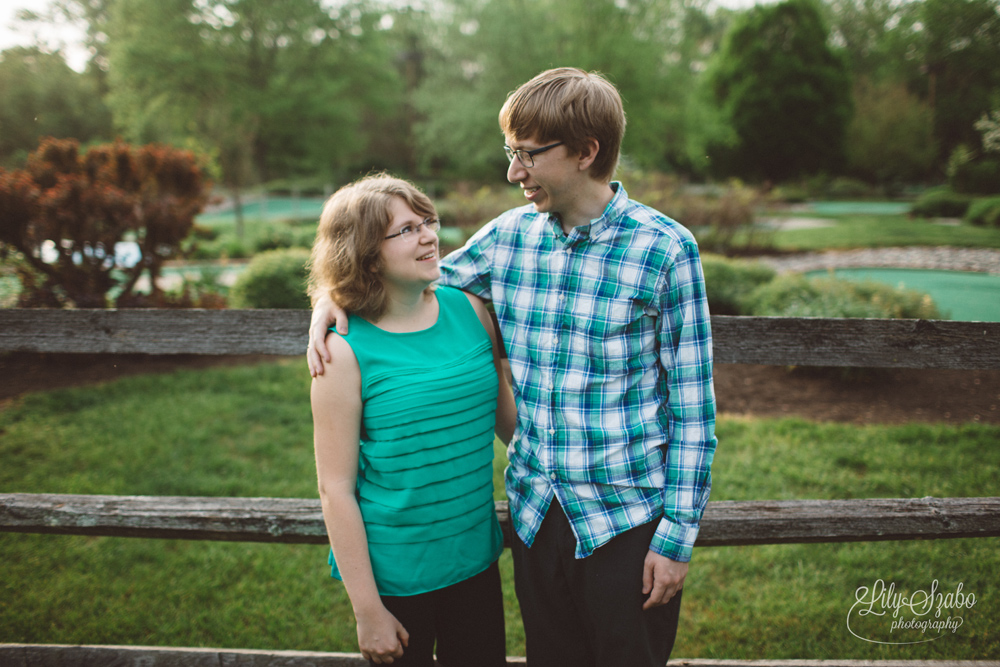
[{"xmin": 577, "ymin": 137, "xmax": 600, "ymax": 172}]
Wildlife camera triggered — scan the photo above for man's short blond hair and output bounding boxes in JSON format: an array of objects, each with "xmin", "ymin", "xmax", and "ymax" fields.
[
  {"xmin": 499, "ymin": 68, "xmax": 626, "ymax": 183},
  {"xmin": 308, "ymin": 173, "xmax": 437, "ymax": 321}
]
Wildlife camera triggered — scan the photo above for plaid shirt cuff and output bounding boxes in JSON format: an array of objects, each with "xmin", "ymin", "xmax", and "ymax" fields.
[{"xmin": 649, "ymin": 516, "xmax": 700, "ymax": 563}]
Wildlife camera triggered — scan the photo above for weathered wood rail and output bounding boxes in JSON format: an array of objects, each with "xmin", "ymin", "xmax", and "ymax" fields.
[
  {"xmin": 0, "ymin": 646, "xmax": 996, "ymax": 667},
  {"xmin": 3, "ymin": 308, "xmax": 998, "ymax": 665},
  {"xmin": 2, "ymin": 494, "xmax": 999, "ymax": 547},
  {"xmin": 2, "ymin": 309, "xmax": 999, "ymax": 369}
]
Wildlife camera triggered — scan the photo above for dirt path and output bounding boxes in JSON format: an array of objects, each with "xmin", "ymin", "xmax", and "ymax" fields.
[
  {"xmin": 714, "ymin": 363, "xmax": 999, "ymax": 425},
  {"xmin": 3, "ymin": 353, "xmax": 998, "ymax": 425}
]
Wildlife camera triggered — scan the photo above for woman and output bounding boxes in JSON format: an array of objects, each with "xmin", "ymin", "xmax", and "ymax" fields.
[{"xmin": 308, "ymin": 174, "xmax": 515, "ymax": 666}]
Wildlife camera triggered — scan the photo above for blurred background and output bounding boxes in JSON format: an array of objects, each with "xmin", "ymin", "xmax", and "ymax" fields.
[
  {"xmin": 3, "ymin": 0, "xmax": 997, "ymax": 191},
  {"xmin": 1, "ymin": 0, "xmax": 998, "ymax": 312}
]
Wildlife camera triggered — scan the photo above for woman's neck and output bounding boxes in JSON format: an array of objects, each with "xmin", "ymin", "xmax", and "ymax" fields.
[{"xmin": 375, "ymin": 284, "xmax": 438, "ymax": 333}]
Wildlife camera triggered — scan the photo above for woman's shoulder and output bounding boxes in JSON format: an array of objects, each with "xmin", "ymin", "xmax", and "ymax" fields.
[
  {"xmin": 434, "ymin": 284, "xmax": 462, "ymax": 302},
  {"xmin": 311, "ymin": 332, "xmax": 361, "ymax": 398},
  {"xmin": 434, "ymin": 285, "xmax": 483, "ymax": 321},
  {"xmin": 324, "ymin": 329, "xmax": 360, "ymax": 369},
  {"xmin": 440, "ymin": 287, "xmax": 494, "ymax": 345}
]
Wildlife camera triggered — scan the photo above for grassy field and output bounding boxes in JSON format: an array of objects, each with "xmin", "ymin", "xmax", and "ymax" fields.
[{"xmin": 1, "ymin": 360, "xmax": 998, "ymax": 659}]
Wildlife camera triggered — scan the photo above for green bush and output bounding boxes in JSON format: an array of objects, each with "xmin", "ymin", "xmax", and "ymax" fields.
[
  {"xmin": 769, "ymin": 184, "xmax": 809, "ymax": 204},
  {"xmin": 229, "ymin": 248, "xmax": 311, "ymax": 309},
  {"xmin": 746, "ymin": 274, "xmax": 941, "ymax": 319},
  {"xmin": 826, "ymin": 177, "xmax": 877, "ymax": 199},
  {"xmin": 950, "ymin": 158, "xmax": 1000, "ymax": 195},
  {"xmin": 965, "ymin": 196, "xmax": 1000, "ymax": 227},
  {"xmin": 253, "ymin": 225, "xmax": 318, "ymax": 253},
  {"xmin": 909, "ymin": 187, "xmax": 971, "ymax": 218},
  {"xmin": 436, "ymin": 184, "xmax": 524, "ymax": 230},
  {"xmin": 842, "ymin": 279, "xmax": 942, "ymax": 319},
  {"xmin": 701, "ymin": 254, "xmax": 777, "ymax": 315},
  {"xmin": 623, "ymin": 171, "xmax": 770, "ymax": 254},
  {"xmin": 189, "ymin": 224, "xmax": 219, "ymax": 241}
]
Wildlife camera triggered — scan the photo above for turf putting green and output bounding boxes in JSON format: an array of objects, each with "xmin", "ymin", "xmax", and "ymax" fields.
[
  {"xmin": 198, "ymin": 197, "xmax": 327, "ymax": 224},
  {"xmin": 808, "ymin": 201, "xmax": 911, "ymax": 216},
  {"xmin": 806, "ymin": 268, "xmax": 1000, "ymax": 322}
]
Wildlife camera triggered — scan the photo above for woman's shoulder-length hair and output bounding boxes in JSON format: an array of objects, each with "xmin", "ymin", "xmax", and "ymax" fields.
[{"xmin": 308, "ymin": 173, "xmax": 437, "ymax": 321}]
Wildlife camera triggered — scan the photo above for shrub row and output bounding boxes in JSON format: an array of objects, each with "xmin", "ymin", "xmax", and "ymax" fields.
[
  {"xmin": 965, "ymin": 196, "xmax": 1000, "ymax": 227},
  {"xmin": 951, "ymin": 157, "xmax": 1000, "ymax": 196},
  {"xmin": 701, "ymin": 253, "xmax": 941, "ymax": 320},
  {"xmin": 909, "ymin": 186, "xmax": 1000, "ymax": 227},
  {"xmin": 909, "ymin": 187, "xmax": 972, "ymax": 218},
  {"xmin": 184, "ymin": 223, "xmax": 318, "ymax": 261},
  {"xmin": 229, "ymin": 248, "xmax": 944, "ymax": 319}
]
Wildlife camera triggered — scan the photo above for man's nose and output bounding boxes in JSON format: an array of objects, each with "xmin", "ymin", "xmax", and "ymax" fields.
[{"xmin": 507, "ymin": 154, "xmax": 527, "ymax": 183}]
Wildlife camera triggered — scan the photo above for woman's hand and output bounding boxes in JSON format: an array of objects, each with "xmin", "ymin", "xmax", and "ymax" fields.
[
  {"xmin": 355, "ymin": 604, "xmax": 410, "ymax": 664},
  {"xmin": 308, "ymin": 292, "xmax": 349, "ymax": 377}
]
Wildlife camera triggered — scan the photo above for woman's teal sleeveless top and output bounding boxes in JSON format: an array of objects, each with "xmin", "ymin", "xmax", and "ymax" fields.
[{"xmin": 328, "ymin": 286, "xmax": 503, "ymax": 596}]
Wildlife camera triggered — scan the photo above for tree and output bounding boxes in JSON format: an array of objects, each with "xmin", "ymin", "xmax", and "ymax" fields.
[
  {"xmin": 823, "ymin": 0, "xmax": 924, "ymax": 85},
  {"xmin": 706, "ymin": 0, "xmax": 853, "ymax": 181},
  {"xmin": 0, "ymin": 47, "xmax": 112, "ymax": 166},
  {"xmin": 412, "ymin": 0, "xmax": 716, "ymax": 180},
  {"xmin": 922, "ymin": 0, "xmax": 1000, "ymax": 161},
  {"xmin": 845, "ymin": 78, "xmax": 936, "ymax": 185},
  {"xmin": 106, "ymin": 0, "xmax": 402, "ymax": 236},
  {"xmin": 0, "ymin": 137, "xmax": 207, "ymax": 307},
  {"xmin": 977, "ymin": 109, "xmax": 1000, "ymax": 153}
]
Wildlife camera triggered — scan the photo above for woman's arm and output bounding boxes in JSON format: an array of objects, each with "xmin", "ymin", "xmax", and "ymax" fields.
[
  {"xmin": 465, "ymin": 293, "xmax": 517, "ymax": 445},
  {"xmin": 312, "ymin": 336, "xmax": 409, "ymax": 664}
]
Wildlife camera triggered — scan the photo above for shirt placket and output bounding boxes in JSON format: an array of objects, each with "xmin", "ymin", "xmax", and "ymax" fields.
[{"xmin": 539, "ymin": 230, "xmax": 578, "ymax": 484}]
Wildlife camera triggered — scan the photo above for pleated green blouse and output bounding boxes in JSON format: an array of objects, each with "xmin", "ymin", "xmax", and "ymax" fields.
[{"xmin": 328, "ymin": 285, "xmax": 503, "ymax": 596}]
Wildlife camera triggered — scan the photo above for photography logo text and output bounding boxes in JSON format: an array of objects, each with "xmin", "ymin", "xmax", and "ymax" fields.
[{"xmin": 846, "ymin": 579, "xmax": 976, "ymax": 645}]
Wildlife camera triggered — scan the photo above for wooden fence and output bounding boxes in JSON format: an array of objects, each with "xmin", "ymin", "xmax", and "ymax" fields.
[{"xmin": 2, "ymin": 310, "xmax": 999, "ymax": 667}]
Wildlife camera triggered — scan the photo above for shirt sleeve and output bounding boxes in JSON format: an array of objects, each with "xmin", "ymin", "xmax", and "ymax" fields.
[
  {"xmin": 649, "ymin": 238, "xmax": 718, "ymax": 563},
  {"xmin": 438, "ymin": 218, "xmax": 497, "ymax": 301}
]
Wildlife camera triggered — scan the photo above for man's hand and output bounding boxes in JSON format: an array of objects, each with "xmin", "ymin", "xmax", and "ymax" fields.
[
  {"xmin": 355, "ymin": 604, "xmax": 409, "ymax": 664},
  {"xmin": 308, "ymin": 292, "xmax": 348, "ymax": 377},
  {"xmin": 641, "ymin": 550, "xmax": 688, "ymax": 610}
]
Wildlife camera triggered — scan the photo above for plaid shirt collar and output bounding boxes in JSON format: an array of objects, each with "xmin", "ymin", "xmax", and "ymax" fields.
[{"xmin": 543, "ymin": 181, "xmax": 629, "ymax": 245}]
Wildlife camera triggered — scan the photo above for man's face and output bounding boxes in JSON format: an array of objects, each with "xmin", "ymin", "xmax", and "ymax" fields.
[{"xmin": 504, "ymin": 134, "xmax": 581, "ymax": 217}]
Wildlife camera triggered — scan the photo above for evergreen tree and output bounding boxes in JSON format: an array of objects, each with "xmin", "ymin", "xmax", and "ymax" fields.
[{"xmin": 706, "ymin": 0, "xmax": 852, "ymax": 181}]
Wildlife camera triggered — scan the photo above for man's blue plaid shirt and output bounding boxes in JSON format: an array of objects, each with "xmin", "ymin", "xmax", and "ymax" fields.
[{"xmin": 440, "ymin": 183, "xmax": 717, "ymax": 562}]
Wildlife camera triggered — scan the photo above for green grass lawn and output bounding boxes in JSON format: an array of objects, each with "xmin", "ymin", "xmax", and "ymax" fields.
[
  {"xmin": 768, "ymin": 214, "xmax": 1000, "ymax": 251},
  {"xmin": 1, "ymin": 361, "xmax": 997, "ymax": 658}
]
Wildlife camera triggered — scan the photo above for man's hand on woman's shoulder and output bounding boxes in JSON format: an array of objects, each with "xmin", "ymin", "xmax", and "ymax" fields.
[{"xmin": 308, "ymin": 292, "xmax": 349, "ymax": 377}]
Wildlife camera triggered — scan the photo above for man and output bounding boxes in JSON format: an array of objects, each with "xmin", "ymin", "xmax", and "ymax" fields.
[{"xmin": 308, "ymin": 67, "xmax": 717, "ymax": 667}]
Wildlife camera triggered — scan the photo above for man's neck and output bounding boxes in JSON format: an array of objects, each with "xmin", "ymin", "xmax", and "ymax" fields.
[{"xmin": 557, "ymin": 181, "xmax": 616, "ymax": 234}]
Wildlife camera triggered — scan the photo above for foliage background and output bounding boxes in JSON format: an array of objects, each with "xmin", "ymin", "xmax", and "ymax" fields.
[{"xmin": 2, "ymin": 0, "xmax": 998, "ymax": 190}]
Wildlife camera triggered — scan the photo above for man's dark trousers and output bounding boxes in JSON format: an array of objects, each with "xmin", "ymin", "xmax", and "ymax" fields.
[{"xmin": 511, "ymin": 499, "xmax": 683, "ymax": 667}]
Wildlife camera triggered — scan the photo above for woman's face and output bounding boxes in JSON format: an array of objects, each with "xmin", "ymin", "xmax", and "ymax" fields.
[{"xmin": 379, "ymin": 196, "xmax": 440, "ymax": 291}]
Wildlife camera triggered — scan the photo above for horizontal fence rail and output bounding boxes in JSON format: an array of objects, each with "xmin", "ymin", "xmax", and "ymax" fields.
[
  {"xmin": 1, "ymin": 309, "xmax": 999, "ymax": 369},
  {"xmin": 2, "ymin": 645, "xmax": 998, "ymax": 667},
  {"xmin": 4, "ymin": 311, "xmax": 998, "ymax": 666},
  {"xmin": 3, "ymin": 494, "xmax": 998, "ymax": 547}
]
